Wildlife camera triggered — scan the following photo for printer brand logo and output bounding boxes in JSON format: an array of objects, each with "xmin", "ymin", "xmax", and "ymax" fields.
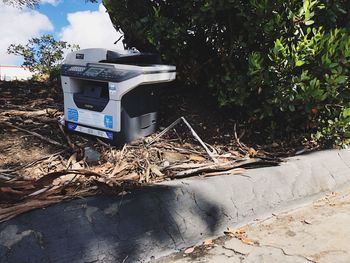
[
  {"xmin": 76, "ymin": 54, "xmax": 84, "ymax": 60},
  {"xmin": 84, "ymin": 104, "xmax": 94, "ymax": 109}
]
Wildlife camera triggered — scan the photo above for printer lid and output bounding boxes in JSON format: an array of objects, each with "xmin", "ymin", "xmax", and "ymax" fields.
[
  {"xmin": 63, "ymin": 48, "xmax": 164, "ymax": 66},
  {"xmin": 99, "ymin": 51, "xmax": 162, "ymax": 66}
]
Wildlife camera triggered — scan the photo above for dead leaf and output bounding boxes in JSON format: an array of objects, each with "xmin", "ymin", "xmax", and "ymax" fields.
[
  {"xmin": 184, "ymin": 247, "xmax": 195, "ymax": 254},
  {"xmin": 144, "ymin": 165, "xmax": 150, "ymax": 183},
  {"xmin": 71, "ymin": 161, "xmax": 84, "ymax": 170},
  {"xmin": 0, "ymin": 187, "xmax": 25, "ymax": 195},
  {"xmin": 66, "ymin": 153, "xmax": 77, "ymax": 169},
  {"xmin": 102, "ymin": 162, "xmax": 113, "ymax": 169},
  {"xmin": 203, "ymin": 168, "xmax": 245, "ymax": 177},
  {"xmin": 241, "ymin": 237, "xmax": 256, "ymax": 246},
  {"xmin": 150, "ymin": 165, "xmax": 164, "ymax": 177},
  {"xmin": 59, "ymin": 174, "xmax": 77, "ymax": 184},
  {"xmin": 224, "ymin": 227, "xmax": 246, "ymax": 238},
  {"xmin": 115, "ymin": 172, "xmax": 139, "ymax": 181},
  {"xmin": 189, "ymin": 154, "xmax": 206, "ymax": 162},
  {"xmin": 229, "ymin": 150, "xmax": 241, "ymax": 156},
  {"xmin": 163, "ymin": 151, "xmax": 187, "ymax": 163},
  {"xmin": 203, "ymin": 239, "xmax": 214, "ymax": 246},
  {"xmin": 224, "ymin": 227, "xmax": 239, "ymax": 237},
  {"xmin": 248, "ymin": 148, "xmax": 257, "ymax": 157},
  {"xmin": 110, "ymin": 162, "xmax": 128, "ymax": 177}
]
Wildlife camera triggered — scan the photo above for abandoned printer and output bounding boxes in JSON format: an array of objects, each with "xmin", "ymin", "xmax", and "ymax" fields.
[{"xmin": 61, "ymin": 48, "xmax": 176, "ymax": 143}]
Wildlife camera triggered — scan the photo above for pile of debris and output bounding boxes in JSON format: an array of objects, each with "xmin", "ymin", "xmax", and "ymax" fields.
[{"xmin": 0, "ymin": 111, "xmax": 280, "ymax": 223}]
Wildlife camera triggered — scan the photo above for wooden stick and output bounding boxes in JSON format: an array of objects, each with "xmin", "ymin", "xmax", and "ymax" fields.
[
  {"xmin": 203, "ymin": 168, "xmax": 246, "ymax": 177},
  {"xmin": 34, "ymin": 169, "xmax": 105, "ymax": 187},
  {"xmin": 180, "ymin": 117, "xmax": 218, "ymax": 163},
  {"xmin": 174, "ymin": 158, "xmax": 260, "ymax": 177},
  {"xmin": 147, "ymin": 117, "xmax": 218, "ymax": 163},
  {"xmin": 21, "ymin": 150, "xmax": 66, "ymax": 170},
  {"xmin": 4, "ymin": 122, "xmax": 68, "ymax": 149},
  {"xmin": 146, "ymin": 118, "xmax": 182, "ymax": 146},
  {"xmin": 58, "ymin": 123, "xmax": 76, "ymax": 149}
]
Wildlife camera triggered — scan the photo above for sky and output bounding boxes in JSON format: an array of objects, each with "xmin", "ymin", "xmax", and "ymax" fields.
[{"xmin": 0, "ymin": 0, "xmax": 124, "ymax": 65}]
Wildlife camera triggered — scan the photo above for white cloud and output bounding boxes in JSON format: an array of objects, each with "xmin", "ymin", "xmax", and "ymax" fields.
[
  {"xmin": 59, "ymin": 4, "xmax": 124, "ymax": 51},
  {"xmin": 40, "ymin": 0, "xmax": 61, "ymax": 6},
  {"xmin": 0, "ymin": 3, "xmax": 53, "ymax": 65}
]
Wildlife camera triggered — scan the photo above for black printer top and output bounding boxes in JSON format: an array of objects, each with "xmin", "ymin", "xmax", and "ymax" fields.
[{"xmin": 99, "ymin": 51, "xmax": 162, "ymax": 66}]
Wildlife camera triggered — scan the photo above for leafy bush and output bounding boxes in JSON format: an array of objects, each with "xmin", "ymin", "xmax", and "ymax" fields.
[
  {"xmin": 7, "ymin": 34, "xmax": 79, "ymax": 81},
  {"xmin": 103, "ymin": 0, "xmax": 350, "ymax": 146}
]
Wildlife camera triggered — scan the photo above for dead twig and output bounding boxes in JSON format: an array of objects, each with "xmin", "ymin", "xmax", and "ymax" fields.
[
  {"xmin": 202, "ymin": 168, "xmax": 246, "ymax": 177},
  {"xmin": 147, "ymin": 117, "xmax": 218, "ymax": 163},
  {"xmin": 0, "ymin": 174, "xmax": 13, "ymax": 180},
  {"xmin": 96, "ymin": 138, "xmax": 111, "ymax": 148},
  {"xmin": 22, "ymin": 150, "xmax": 66, "ymax": 171},
  {"xmin": 4, "ymin": 122, "xmax": 68, "ymax": 149},
  {"xmin": 34, "ymin": 169, "xmax": 105, "ymax": 187},
  {"xmin": 0, "ymin": 150, "xmax": 66, "ymax": 177},
  {"xmin": 58, "ymin": 123, "xmax": 76, "ymax": 150},
  {"xmin": 174, "ymin": 158, "xmax": 267, "ymax": 177},
  {"xmin": 234, "ymin": 123, "xmax": 249, "ymax": 154},
  {"xmin": 181, "ymin": 117, "xmax": 218, "ymax": 162},
  {"xmin": 147, "ymin": 118, "xmax": 182, "ymax": 146}
]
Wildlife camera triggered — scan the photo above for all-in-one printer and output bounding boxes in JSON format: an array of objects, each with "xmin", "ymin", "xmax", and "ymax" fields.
[{"xmin": 61, "ymin": 48, "xmax": 176, "ymax": 144}]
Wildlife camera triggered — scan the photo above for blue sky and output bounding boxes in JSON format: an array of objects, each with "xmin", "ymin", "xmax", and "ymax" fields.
[
  {"xmin": 0, "ymin": 0, "xmax": 123, "ymax": 65},
  {"xmin": 38, "ymin": 0, "xmax": 100, "ymax": 38}
]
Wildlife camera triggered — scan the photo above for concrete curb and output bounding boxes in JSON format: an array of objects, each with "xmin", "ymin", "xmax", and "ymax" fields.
[{"xmin": 1, "ymin": 149, "xmax": 350, "ymax": 263}]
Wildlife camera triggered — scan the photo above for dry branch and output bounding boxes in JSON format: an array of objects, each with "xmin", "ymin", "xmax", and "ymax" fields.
[
  {"xmin": 4, "ymin": 122, "xmax": 67, "ymax": 148},
  {"xmin": 147, "ymin": 117, "xmax": 218, "ymax": 162},
  {"xmin": 174, "ymin": 158, "xmax": 265, "ymax": 177}
]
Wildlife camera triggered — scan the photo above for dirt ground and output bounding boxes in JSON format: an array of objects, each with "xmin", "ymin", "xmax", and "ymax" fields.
[
  {"xmin": 0, "ymin": 80, "xmax": 287, "ymax": 173},
  {"xmin": 158, "ymin": 189, "xmax": 350, "ymax": 263},
  {"xmin": 0, "ymin": 81, "xmax": 64, "ymax": 171}
]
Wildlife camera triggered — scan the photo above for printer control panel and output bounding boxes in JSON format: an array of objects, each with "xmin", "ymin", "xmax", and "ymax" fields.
[{"xmin": 61, "ymin": 65, "xmax": 140, "ymax": 82}]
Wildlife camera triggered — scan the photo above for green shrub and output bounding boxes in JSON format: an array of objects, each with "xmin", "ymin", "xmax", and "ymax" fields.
[
  {"xmin": 104, "ymin": 0, "xmax": 350, "ymax": 146},
  {"xmin": 7, "ymin": 34, "xmax": 79, "ymax": 82}
]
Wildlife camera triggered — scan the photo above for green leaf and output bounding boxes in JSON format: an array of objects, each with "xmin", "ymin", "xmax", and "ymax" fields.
[
  {"xmin": 305, "ymin": 20, "xmax": 314, "ymax": 25},
  {"xmin": 342, "ymin": 108, "xmax": 350, "ymax": 118},
  {"xmin": 295, "ymin": 60, "xmax": 305, "ymax": 67},
  {"xmin": 314, "ymin": 131, "xmax": 322, "ymax": 140},
  {"xmin": 335, "ymin": 75, "xmax": 348, "ymax": 84},
  {"xmin": 344, "ymin": 131, "xmax": 350, "ymax": 138}
]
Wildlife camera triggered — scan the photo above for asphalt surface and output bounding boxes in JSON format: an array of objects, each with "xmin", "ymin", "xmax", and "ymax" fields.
[{"xmin": 1, "ymin": 149, "xmax": 350, "ymax": 262}]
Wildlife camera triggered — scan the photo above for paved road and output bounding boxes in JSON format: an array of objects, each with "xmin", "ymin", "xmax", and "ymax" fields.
[{"xmin": 158, "ymin": 188, "xmax": 350, "ymax": 263}]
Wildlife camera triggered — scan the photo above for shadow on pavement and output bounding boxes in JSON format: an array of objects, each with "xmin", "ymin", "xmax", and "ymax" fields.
[{"xmin": 0, "ymin": 183, "xmax": 224, "ymax": 263}]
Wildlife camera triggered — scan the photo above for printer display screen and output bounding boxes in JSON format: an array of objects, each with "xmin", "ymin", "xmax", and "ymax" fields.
[
  {"xmin": 61, "ymin": 64, "xmax": 142, "ymax": 82},
  {"xmin": 85, "ymin": 68, "xmax": 104, "ymax": 76}
]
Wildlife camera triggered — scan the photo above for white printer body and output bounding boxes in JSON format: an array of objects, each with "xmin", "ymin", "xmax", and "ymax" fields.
[{"xmin": 61, "ymin": 48, "xmax": 176, "ymax": 143}]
